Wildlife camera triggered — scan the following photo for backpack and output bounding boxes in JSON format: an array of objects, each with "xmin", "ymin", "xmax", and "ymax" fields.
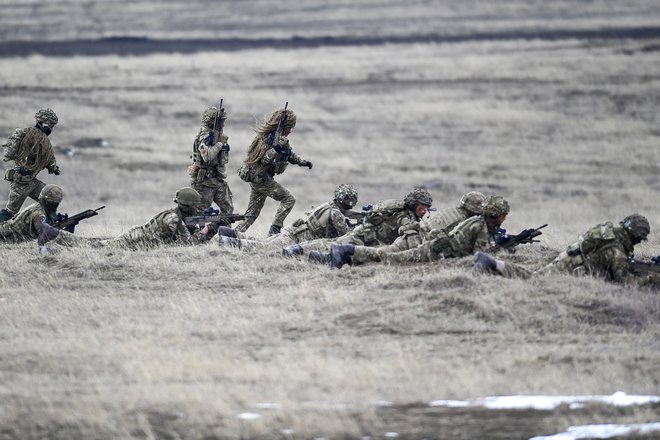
[
  {"xmin": 577, "ymin": 222, "xmax": 618, "ymax": 255},
  {"xmin": 365, "ymin": 199, "xmax": 405, "ymax": 226},
  {"xmin": 2, "ymin": 128, "xmax": 25, "ymax": 161}
]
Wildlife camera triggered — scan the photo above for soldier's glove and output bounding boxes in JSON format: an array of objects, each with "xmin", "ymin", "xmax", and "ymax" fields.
[
  {"xmin": 300, "ymin": 160, "xmax": 313, "ymax": 169},
  {"xmin": 16, "ymin": 166, "xmax": 32, "ymax": 176},
  {"xmin": 47, "ymin": 164, "xmax": 60, "ymax": 175},
  {"xmin": 651, "ymin": 256, "xmax": 660, "ymax": 265}
]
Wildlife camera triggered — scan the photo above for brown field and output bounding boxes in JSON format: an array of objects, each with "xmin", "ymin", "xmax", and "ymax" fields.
[{"xmin": 1, "ymin": 1, "xmax": 660, "ymax": 439}]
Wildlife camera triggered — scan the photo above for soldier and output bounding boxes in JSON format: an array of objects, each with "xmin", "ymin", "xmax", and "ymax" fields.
[
  {"xmin": 234, "ymin": 106, "xmax": 313, "ymax": 236},
  {"xmin": 425, "ymin": 191, "xmax": 486, "ymax": 233},
  {"xmin": 1, "ymin": 108, "xmax": 60, "ymax": 221},
  {"xmin": 1, "ymin": 184, "xmax": 63, "ymax": 243},
  {"xmin": 315, "ymin": 195, "xmax": 509, "ymax": 269},
  {"xmin": 474, "ymin": 214, "xmax": 650, "ymax": 283},
  {"xmin": 285, "ymin": 187, "xmax": 433, "ymax": 258},
  {"xmin": 188, "ymin": 105, "xmax": 233, "ymax": 220},
  {"xmin": 219, "ymin": 183, "xmax": 360, "ymax": 248},
  {"xmin": 99, "ymin": 187, "xmax": 216, "ymax": 249}
]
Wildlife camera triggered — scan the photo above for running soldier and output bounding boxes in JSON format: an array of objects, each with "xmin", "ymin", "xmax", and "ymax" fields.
[
  {"xmin": 188, "ymin": 104, "xmax": 233, "ymax": 220},
  {"xmin": 1, "ymin": 108, "xmax": 60, "ymax": 221},
  {"xmin": 234, "ymin": 106, "xmax": 313, "ymax": 235}
]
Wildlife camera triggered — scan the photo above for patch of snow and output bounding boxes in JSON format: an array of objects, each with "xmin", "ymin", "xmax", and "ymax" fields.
[
  {"xmin": 429, "ymin": 392, "xmax": 660, "ymax": 411},
  {"xmin": 528, "ymin": 422, "xmax": 660, "ymax": 440},
  {"xmin": 384, "ymin": 432, "xmax": 399, "ymax": 438},
  {"xmin": 237, "ymin": 412, "xmax": 261, "ymax": 420},
  {"xmin": 254, "ymin": 402, "xmax": 279, "ymax": 409}
]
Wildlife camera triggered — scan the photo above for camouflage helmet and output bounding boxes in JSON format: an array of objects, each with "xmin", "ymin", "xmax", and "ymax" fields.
[
  {"xmin": 481, "ymin": 195, "xmax": 510, "ymax": 218},
  {"xmin": 404, "ymin": 188, "xmax": 433, "ymax": 210},
  {"xmin": 39, "ymin": 184, "xmax": 64, "ymax": 204},
  {"xmin": 35, "ymin": 108, "xmax": 58, "ymax": 125},
  {"xmin": 201, "ymin": 106, "xmax": 227, "ymax": 128},
  {"xmin": 173, "ymin": 187, "xmax": 202, "ymax": 206},
  {"xmin": 621, "ymin": 214, "xmax": 650, "ymax": 241},
  {"xmin": 460, "ymin": 191, "xmax": 486, "ymax": 215},
  {"xmin": 267, "ymin": 108, "xmax": 296, "ymax": 130},
  {"xmin": 334, "ymin": 184, "xmax": 358, "ymax": 209}
]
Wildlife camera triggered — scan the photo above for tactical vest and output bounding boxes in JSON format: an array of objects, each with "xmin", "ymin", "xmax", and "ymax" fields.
[
  {"xmin": 1, "ymin": 203, "xmax": 46, "ymax": 240},
  {"xmin": 2, "ymin": 128, "xmax": 25, "ymax": 161},
  {"xmin": 570, "ymin": 222, "xmax": 623, "ymax": 257},
  {"xmin": 142, "ymin": 208, "xmax": 186, "ymax": 243},
  {"xmin": 292, "ymin": 202, "xmax": 342, "ymax": 240},
  {"xmin": 190, "ymin": 128, "xmax": 229, "ymax": 182},
  {"xmin": 428, "ymin": 206, "xmax": 469, "ymax": 233}
]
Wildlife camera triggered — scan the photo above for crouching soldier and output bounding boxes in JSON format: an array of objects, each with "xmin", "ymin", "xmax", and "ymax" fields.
[{"xmin": 474, "ymin": 213, "xmax": 650, "ymax": 284}]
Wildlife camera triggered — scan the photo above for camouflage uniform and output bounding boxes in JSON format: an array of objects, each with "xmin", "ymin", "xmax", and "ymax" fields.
[
  {"xmin": 337, "ymin": 195, "xmax": 508, "ymax": 267},
  {"xmin": 2, "ymin": 109, "xmax": 60, "ymax": 217},
  {"xmin": 424, "ymin": 191, "xmax": 486, "ymax": 233},
  {"xmin": 101, "ymin": 188, "xmax": 214, "ymax": 249},
  {"xmin": 221, "ymin": 184, "xmax": 359, "ymax": 249},
  {"xmin": 234, "ymin": 108, "xmax": 312, "ymax": 234},
  {"xmin": 497, "ymin": 215, "xmax": 648, "ymax": 283},
  {"xmin": 303, "ymin": 188, "xmax": 435, "ymax": 266},
  {"xmin": 0, "ymin": 185, "xmax": 78, "ymax": 247},
  {"xmin": 188, "ymin": 106, "xmax": 233, "ymax": 216}
]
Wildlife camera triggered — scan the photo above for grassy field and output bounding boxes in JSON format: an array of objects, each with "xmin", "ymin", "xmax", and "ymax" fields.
[{"xmin": 1, "ymin": 1, "xmax": 660, "ymax": 439}]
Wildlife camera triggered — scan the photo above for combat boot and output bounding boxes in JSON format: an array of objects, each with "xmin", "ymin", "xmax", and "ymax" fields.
[
  {"xmin": 0, "ymin": 208, "xmax": 13, "ymax": 222},
  {"xmin": 217, "ymin": 226, "xmax": 237, "ymax": 238},
  {"xmin": 219, "ymin": 236, "xmax": 241, "ymax": 248},
  {"xmin": 268, "ymin": 224, "xmax": 282, "ymax": 237},
  {"xmin": 282, "ymin": 244, "xmax": 303, "ymax": 257},
  {"xmin": 473, "ymin": 251, "xmax": 497, "ymax": 274},
  {"xmin": 329, "ymin": 243, "xmax": 355, "ymax": 269}
]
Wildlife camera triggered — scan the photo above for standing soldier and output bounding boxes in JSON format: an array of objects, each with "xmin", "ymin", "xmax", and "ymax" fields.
[
  {"xmin": 234, "ymin": 105, "xmax": 313, "ymax": 236},
  {"xmin": 188, "ymin": 104, "xmax": 233, "ymax": 221},
  {"xmin": 1, "ymin": 108, "xmax": 60, "ymax": 221}
]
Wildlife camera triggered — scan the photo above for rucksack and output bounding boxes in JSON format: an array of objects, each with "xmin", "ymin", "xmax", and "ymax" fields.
[
  {"xmin": 2, "ymin": 128, "xmax": 25, "ymax": 161},
  {"xmin": 365, "ymin": 199, "xmax": 405, "ymax": 226},
  {"xmin": 577, "ymin": 222, "xmax": 618, "ymax": 255}
]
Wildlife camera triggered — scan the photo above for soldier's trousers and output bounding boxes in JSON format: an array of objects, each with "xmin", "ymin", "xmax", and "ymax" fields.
[
  {"xmin": 234, "ymin": 178, "xmax": 295, "ymax": 232},
  {"xmin": 353, "ymin": 240, "xmax": 439, "ymax": 265},
  {"xmin": 5, "ymin": 178, "xmax": 46, "ymax": 215},
  {"xmin": 192, "ymin": 180, "xmax": 233, "ymax": 215},
  {"xmin": 499, "ymin": 251, "xmax": 582, "ymax": 279}
]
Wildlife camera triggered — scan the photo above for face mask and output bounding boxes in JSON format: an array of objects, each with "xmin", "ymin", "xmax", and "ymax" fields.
[{"xmin": 36, "ymin": 122, "xmax": 52, "ymax": 136}]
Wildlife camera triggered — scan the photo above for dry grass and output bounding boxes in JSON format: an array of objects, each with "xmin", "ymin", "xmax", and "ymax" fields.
[{"xmin": 1, "ymin": 1, "xmax": 660, "ymax": 439}]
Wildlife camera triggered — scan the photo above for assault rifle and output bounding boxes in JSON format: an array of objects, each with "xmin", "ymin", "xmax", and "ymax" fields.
[
  {"xmin": 204, "ymin": 98, "xmax": 224, "ymax": 146},
  {"xmin": 344, "ymin": 203, "xmax": 373, "ymax": 227},
  {"xmin": 53, "ymin": 206, "xmax": 105, "ymax": 233},
  {"xmin": 629, "ymin": 256, "xmax": 660, "ymax": 276},
  {"xmin": 183, "ymin": 207, "xmax": 246, "ymax": 227},
  {"xmin": 267, "ymin": 101, "xmax": 289, "ymax": 152},
  {"xmin": 488, "ymin": 224, "xmax": 547, "ymax": 252}
]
